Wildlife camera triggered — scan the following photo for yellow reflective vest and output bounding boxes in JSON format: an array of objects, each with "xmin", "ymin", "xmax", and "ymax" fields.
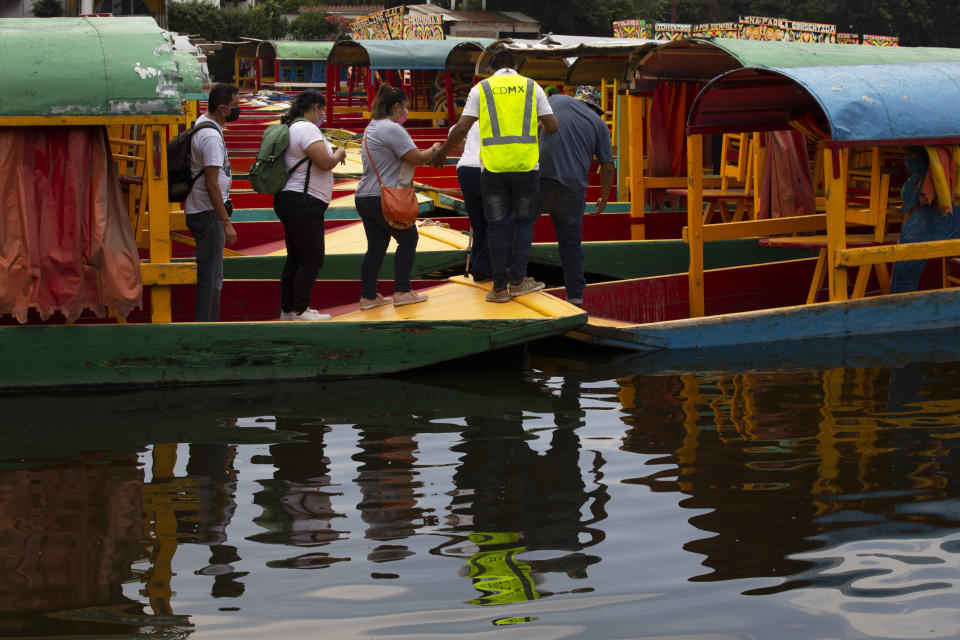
[{"xmin": 477, "ymin": 74, "xmax": 539, "ymax": 173}]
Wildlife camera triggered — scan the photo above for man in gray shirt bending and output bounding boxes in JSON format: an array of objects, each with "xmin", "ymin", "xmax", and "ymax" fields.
[{"xmin": 538, "ymin": 86, "xmax": 615, "ymax": 306}]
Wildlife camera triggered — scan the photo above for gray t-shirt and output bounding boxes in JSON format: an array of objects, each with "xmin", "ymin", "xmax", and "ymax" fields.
[
  {"xmin": 538, "ymin": 95, "xmax": 614, "ymax": 195},
  {"xmin": 356, "ymin": 118, "xmax": 418, "ymax": 197}
]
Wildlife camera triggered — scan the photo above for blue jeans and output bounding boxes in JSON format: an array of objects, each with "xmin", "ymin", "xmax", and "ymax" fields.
[
  {"xmin": 355, "ymin": 195, "xmax": 419, "ymax": 299},
  {"xmin": 457, "ymin": 165, "xmax": 491, "ymax": 277},
  {"xmin": 185, "ymin": 209, "xmax": 225, "ymax": 322},
  {"xmin": 275, "ymin": 191, "xmax": 328, "ymax": 313},
  {"xmin": 481, "ymin": 169, "xmax": 539, "ymax": 290},
  {"xmin": 538, "ymin": 178, "xmax": 587, "ymax": 300},
  {"xmin": 890, "ymin": 148, "xmax": 960, "ymax": 293}
]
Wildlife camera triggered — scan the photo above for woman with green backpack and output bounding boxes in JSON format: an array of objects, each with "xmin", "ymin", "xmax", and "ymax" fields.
[{"xmin": 275, "ymin": 90, "xmax": 347, "ymax": 321}]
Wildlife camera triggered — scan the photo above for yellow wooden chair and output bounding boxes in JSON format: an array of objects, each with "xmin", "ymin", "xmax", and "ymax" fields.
[
  {"xmin": 804, "ymin": 146, "xmax": 903, "ymax": 301},
  {"xmin": 700, "ymin": 132, "xmax": 756, "ymax": 223}
]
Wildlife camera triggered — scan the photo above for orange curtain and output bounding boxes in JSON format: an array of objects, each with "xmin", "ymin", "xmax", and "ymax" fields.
[{"xmin": 0, "ymin": 126, "xmax": 142, "ymax": 323}]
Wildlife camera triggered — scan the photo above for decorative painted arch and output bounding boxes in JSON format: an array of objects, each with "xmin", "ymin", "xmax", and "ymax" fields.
[{"xmin": 637, "ymin": 37, "xmax": 960, "ymax": 84}]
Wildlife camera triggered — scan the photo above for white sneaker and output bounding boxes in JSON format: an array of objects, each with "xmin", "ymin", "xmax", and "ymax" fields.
[
  {"xmin": 279, "ymin": 310, "xmax": 296, "ymax": 321},
  {"xmin": 294, "ymin": 308, "xmax": 332, "ymax": 321}
]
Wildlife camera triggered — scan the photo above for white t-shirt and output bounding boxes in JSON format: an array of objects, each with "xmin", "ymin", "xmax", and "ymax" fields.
[
  {"xmin": 185, "ymin": 114, "xmax": 232, "ymax": 215},
  {"xmin": 461, "ymin": 68, "xmax": 553, "ymax": 120},
  {"xmin": 462, "ymin": 68, "xmax": 553, "ymax": 171},
  {"xmin": 283, "ymin": 120, "xmax": 335, "ymax": 203},
  {"xmin": 456, "ymin": 121, "xmax": 483, "ymax": 169}
]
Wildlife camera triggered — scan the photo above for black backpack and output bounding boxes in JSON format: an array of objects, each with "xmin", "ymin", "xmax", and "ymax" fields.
[{"xmin": 167, "ymin": 120, "xmax": 221, "ymax": 202}]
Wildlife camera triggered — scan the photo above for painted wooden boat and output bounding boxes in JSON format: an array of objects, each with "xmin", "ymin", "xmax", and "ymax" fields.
[
  {"xmin": 216, "ymin": 218, "xmax": 471, "ymax": 280},
  {"xmin": 558, "ymin": 60, "xmax": 960, "ymax": 354},
  {"xmin": 527, "ymin": 323, "xmax": 960, "ymax": 378},
  {"xmin": 556, "ymin": 258, "xmax": 953, "ymax": 352},
  {"xmin": 0, "ymin": 18, "xmax": 589, "ymax": 391},
  {"xmin": 214, "ymin": 209, "xmax": 808, "ymax": 282},
  {"xmin": 1, "ymin": 278, "xmax": 585, "ymax": 391}
]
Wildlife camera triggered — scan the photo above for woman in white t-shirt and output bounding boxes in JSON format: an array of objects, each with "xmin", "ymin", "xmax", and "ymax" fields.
[{"xmin": 275, "ymin": 90, "xmax": 347, "ymax": 322}]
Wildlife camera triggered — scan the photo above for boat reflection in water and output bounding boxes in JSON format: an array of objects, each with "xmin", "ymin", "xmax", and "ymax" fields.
[
  {"xmin": 607, "ymin": 356, "xmax": 960, "ymax": 638},
  {"xmin": 2, "ymin": 334, "xmax": 960, "ymax": 638}
]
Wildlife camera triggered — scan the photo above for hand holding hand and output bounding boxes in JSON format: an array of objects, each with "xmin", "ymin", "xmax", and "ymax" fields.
[{"xmin": 430, "ymin": 143, "xmax": 447, "ymax": 169}]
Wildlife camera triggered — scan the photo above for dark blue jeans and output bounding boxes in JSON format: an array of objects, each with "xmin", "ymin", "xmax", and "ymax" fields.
[
  {"xmin": 481, "ymin": 169, "xmax": 539, "ymax": 290},
  {"xmin": 457, "ymin": 165, "xmax": 491, "ymax": 277},
  {"xmin": 538, "ymin": 178, "xmax": 587, "ymax": 300},
  {"xmin": 889, "ymin": 205, "xmax": 960, "ymax": 293},
  {"xmin": 185, "ymin": 209, "xmax": 224, "ymax": 322},
  {"xmin": 355, "ymin": 195, "xmax": 419, "ymax": 299},
  {"xmin": 275, "ymin": 191, "xmax": 328, "ymax": 313}
]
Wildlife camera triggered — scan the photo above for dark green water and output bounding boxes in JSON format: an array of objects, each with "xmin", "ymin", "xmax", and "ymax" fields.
[{"xmin": 3, "ymin": 334, "xmax": 960, "ymax": 639}]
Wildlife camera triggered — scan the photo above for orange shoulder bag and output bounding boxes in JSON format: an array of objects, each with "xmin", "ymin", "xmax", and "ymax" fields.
[{"xmin": 363, "ymin": 133, "xmax": 419, "ymax": 230}]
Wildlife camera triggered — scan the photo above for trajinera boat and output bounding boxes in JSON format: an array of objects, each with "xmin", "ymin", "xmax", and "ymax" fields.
[
  {"xmin": 0, "ymin": 17, "xmax": 585, "ymax": 391},
  {"xmin": 561, "ymin": 59, "xmax": 960, "ymax": 352}
]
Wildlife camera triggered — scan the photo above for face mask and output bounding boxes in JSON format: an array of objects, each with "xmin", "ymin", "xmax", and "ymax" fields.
[
  {"xmin": 224, "ymin": 106, "xmax": 241, "ymax": 122},
  {"xmin": 315, "ymin": 107, "xmax": 325, "ymax": 127},
  {"xmin": 396, "ymin": 105, "xmax": 408, "ymax": 126}
]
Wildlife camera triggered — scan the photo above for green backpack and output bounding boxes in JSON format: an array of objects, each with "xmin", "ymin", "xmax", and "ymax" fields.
[{"xmin": 248, "ymin": 118, "xmax": 311, "ymax": 195}]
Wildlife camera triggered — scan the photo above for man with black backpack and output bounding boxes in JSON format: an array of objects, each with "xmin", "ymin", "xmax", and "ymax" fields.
[{"xmin": 185, "ymin": 83, "xmax": 240, "ymax": 322}]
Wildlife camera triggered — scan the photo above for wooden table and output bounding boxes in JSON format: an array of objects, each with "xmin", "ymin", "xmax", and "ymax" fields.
[{"xmin": 666, "ymin": 187, "xmax": 754, "ymax": 223}]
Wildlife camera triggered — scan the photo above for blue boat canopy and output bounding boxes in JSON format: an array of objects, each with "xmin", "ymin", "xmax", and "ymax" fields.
[
  {"xmin": 687, "ymin": 61, "xmax": 960, "ymax": 147},
  {"xmin": 327, "ymin": 39, "xmax": 491, "ymax": 73}
]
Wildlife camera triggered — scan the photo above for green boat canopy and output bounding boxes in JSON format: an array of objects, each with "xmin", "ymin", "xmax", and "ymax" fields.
[
  {"xmin": 172, "ymin": 50, "xmax": 206, "ymax": 100},
  {"xmin": 256, "ymin": 41, "xmax": 334, "ymax": 60},
  {"xmin": 0, "ymin": 16, "xmax": 186, "ymax": 117},
  {"xmin": 638, "ymin": 37, "xmax": 960, "ymax": 83},
  {"xmin": 327, "ymin": 39, "xmax": 492, "ymax": 73}
]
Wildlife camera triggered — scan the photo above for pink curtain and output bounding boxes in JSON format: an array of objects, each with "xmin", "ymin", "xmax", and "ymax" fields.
[
  {"xmin": 0, "ymin": 126, "xmax": 141, "ymax": 323},
  {"xmin": 758, "ymin": 130, "xmax": 816, "ymax": 218},
  {"xmin": 647, "ymin": 81, "xmax": 703, "ymax": 209}
]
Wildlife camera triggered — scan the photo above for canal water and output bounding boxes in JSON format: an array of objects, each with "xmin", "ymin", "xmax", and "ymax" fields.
[{"xmin": 4, "ymin": 332, "xmax": 960, "ymax": 639}]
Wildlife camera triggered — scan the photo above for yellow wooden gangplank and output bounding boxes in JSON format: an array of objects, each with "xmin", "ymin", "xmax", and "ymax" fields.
[
  {"xmin": 257, "ymin": 218, "xmax": 470, "ymax": 257},
  {"xmin": 331, "ymin": 276, "xmax": 582, "ymax": 323}
]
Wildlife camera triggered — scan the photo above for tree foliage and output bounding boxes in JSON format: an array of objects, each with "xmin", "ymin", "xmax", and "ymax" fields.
[
  {"xmin": 32, "ymin": 0, "xmax": 64, "ymax": 17},
  {"xmin": 245, "ymin": 1, "xmax": 290, "ymax": 39},
  {"xmin": 168, "ymin": 1, "xmax": 226, "ymax": 41},
  {"xmin": 290, "ymin": 11, "xmax": 334, "ymax": 40}
]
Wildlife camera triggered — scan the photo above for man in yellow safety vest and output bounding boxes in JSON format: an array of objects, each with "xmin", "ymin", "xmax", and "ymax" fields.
[{"xmin": 433, "ymin": 47, "xmax": 559, "ymax": 302}]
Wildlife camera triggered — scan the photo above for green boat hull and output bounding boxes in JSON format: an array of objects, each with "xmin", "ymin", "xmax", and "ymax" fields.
[
  {"xmin": 0, "ymin": 315, "xmax": 585, "ymax": 391},
  {"xmin": 218, "ymin": 249, "xmax": 467, "ymax": 280}
]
